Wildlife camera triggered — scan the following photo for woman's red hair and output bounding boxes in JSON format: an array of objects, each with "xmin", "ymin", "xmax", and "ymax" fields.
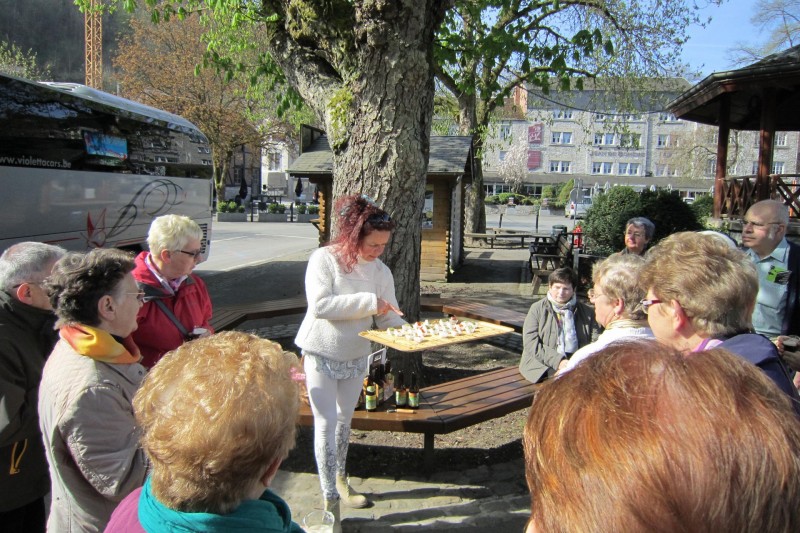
[{"xmin": 331, "ymin": 194, "xmax": 395, "ymax": 272}]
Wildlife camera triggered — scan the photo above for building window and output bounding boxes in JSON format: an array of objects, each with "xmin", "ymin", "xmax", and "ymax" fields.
[
  {"xmin": 605, "ymin": 133, "xmax": 616, "ymax": 145},
  {"xmin": 659, "ymin": 113, "xmax": 677, "ymax": 122},
  {"xmin": 657, "ymin": 134, "xmax": 670, "ymax": 147},
  {"xmin": 267, "ymin": 151, "xmax": 282, "ymax": 171},
  {"xmin": 551, "ymin": 131, "xmax": 573, "ymax": 144},
  {"xmin": 550, "ymin": 160, "xmax": 571, "ymax": 173},
  {"xmin": 592, "ymin": 161, "xmax": 613, "ymax": 175},
  {"xmin": 772, "ymin": 161, "xmax": 785, "ymax": 174},
  {"xmin": 621, "ymin": 113, "xmax": 642, "ymax": 121},
  {"xmin": 553, "ymin": 108, "xmax": 573, "ymax": 119},
  {"xmin": 707, "ymin": 159, "xmax": 717, "ymax": 175},
  {"xmin": 594, "ymin": 112, "xmax": 607, "ymax": 121},
  {"xmin": 201, "ymin": 159, "xmax": 212, "ymax": 165},
  {"xmin": 775, "ymin": 132, "xmax": 788, "ymax": 147},
  {"xmin": 620, "ymin": 133, "xmax": 641, "ymax": 148},
  {"xmin": 617, "ymin": 162, "xmax": 640, "ymax": 176},
  {"xmin": 499, "ymin": 123, "xmax": 512, "ymax": 140},
  {"xmin": 499, "ymin": 151, "xmax": 508, "ymax": 162}
]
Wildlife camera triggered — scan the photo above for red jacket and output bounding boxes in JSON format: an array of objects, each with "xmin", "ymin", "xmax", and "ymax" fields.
[{"xmin": 131, "ymin": 252, "xmax": 213, "ymax": 368}]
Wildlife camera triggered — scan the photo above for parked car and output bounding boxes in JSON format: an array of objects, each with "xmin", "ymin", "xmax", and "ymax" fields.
[{"xmin": 566, "ymin": 197, "xmax": 593, "ymax": 219}]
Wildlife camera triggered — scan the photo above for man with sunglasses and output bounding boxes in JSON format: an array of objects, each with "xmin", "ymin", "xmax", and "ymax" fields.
[
  {"xmin": 131, "ymin": 215, "xmax": 213, "ymax": 368},
  {"xmin": 741, "ymin": 200, "xmax": 800, "ymax": 339},
  {"xmin": 0, "ymin": 242, "xmax": 66, "ymax": 533}
]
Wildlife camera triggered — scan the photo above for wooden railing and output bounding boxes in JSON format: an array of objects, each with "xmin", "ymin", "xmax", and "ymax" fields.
[{"xmin": 720, "ymin": 174, "xmax": 800, "ymax": 219}]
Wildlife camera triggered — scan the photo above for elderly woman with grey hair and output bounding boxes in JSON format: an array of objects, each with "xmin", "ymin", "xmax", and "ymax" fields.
[
  {"xmin": 621, "ymin": 216, "xmax": 655, "ymax": 255},
  {"xmin": 132, "ymin": 214, "xmax": 213, "ymax": 368},
  {"xmin": 559, "ymin": 253, "xmax": 653, "ymax": 374}
]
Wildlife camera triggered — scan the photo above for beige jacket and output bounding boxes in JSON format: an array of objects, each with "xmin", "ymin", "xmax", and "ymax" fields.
[{"xmin": 38, "ymin": 339, "xmax": 148, "ymax": 533}]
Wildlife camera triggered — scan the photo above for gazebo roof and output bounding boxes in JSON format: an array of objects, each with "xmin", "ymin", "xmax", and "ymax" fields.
[
  {"xmin": 668, "ymin": 45, "xmax": 800, "ymax": 130},
  {"xmin": 287, "ymin": 135, "xmax": 474, "ymax": 178}
]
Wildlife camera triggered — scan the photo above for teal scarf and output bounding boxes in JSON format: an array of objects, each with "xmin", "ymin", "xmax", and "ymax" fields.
[{"xmin": 138, "ymin": 477, "xmax": 303, "ymax": 532}]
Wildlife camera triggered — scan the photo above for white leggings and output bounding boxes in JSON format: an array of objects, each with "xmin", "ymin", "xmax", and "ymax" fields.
[{"xmin": 303, "ymin": 356, "xmax": 365, "ymax": 501}]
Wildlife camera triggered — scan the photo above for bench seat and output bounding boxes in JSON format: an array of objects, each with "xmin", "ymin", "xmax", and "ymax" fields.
[
  {"xmin": 210, "ymin": 295, "xmax": 308, "ymax": 332},
  {"xmin": 299, "ymin": 366, "xmax": 535, "ymax": 468}
]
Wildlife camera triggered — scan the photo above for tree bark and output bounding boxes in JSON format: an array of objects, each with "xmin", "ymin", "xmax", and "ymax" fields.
[{"xmin": 263, "ymin": 0, "xmax": 452, "ymax": 383}]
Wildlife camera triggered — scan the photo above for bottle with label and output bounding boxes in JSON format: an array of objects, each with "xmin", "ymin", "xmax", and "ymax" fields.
[
  {"xmin": 365, "ymin": 370, "xmax": 377, "ymax": 412},
  {"xmin": 383, "ymin": 360, "xmax": 395, "ymax": 401},
  {"xmin": 374, "ymin": 365, "xmax": 383, "ymax": 406},
  {"xmin": 408, "ymin": 372, "xmax": 419, "ymax": 409},
  {"xmin": 395, "ymin": 370, "xmax": 407, "ymax": 407}
]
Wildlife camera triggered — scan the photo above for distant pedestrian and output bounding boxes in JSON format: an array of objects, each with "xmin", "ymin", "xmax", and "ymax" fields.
[
  {"xmin": 0, "ymin": 242, "xmax": 65, "ymax": 533},
  {"xmin": 295, "ymin": 194, "xmax": 406, "ymax": 532}
]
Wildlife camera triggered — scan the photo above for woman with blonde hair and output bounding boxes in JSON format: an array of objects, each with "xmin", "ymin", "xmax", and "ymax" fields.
[{"xmin": 106, "ymin": 331, "xmax": 303, "ymax": 532}]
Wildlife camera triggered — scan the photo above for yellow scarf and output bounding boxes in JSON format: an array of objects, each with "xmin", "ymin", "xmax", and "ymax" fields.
[{"xmin": 59, "ymin": 324, "xmax": 141, "ymax": 364}]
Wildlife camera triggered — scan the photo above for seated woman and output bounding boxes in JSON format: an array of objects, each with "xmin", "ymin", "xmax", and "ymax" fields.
[
  {"xmin": 560, "ymin": 254, "xmax": 652, "ymax": 373},
  {"xmin": 39, "ymin": 249, "xmax": 148, "ymax": 532},
  {"xmin": 621, "ymin": 216, "xmax": 654, "ymax": 255},
  {"xmin": 639, "ymin": 231, "xmax": 799, "ymax": 409},
  {"xmin": 132, "ymin": 214, "xmax": 213, "ymax": 368},
  {"xmin": 520, "ymin": 267, "xmax": 597, "ymax": 382},
  {"xmin": 524, "ymin": 341, "xmax": 800, "ymax": 532},
  {"xmin": 106, "ymin": 331, "xmax": 303, "ymax": 532}
]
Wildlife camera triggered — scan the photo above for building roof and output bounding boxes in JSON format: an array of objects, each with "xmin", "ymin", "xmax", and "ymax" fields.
[
  {"xmin": 668, "ymin": 44, "xmax": 800, "ymax": 130},
  {"xmin": 287, "ymin": 135, "xmax": 474, "ymax": 177}
]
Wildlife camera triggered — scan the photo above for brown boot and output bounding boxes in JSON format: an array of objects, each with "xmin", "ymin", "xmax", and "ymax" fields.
[
  {"xmin": 324, "ymin": 498, "xmax": 342, "ymax": 533},
  {"xmin": 336, "ymin": 474, "xmax": 370, "ymax": 508}
]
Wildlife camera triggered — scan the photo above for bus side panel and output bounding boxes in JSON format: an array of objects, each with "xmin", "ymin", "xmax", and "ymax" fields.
[{"xmin": 0, "ymin": 166, "xmax": 212, "ymax": 254}]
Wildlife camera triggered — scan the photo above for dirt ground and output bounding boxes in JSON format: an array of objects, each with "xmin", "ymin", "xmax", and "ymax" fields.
[{"xmin": 280, "ymin": 339, "xmax": 528, "ymax": 478}]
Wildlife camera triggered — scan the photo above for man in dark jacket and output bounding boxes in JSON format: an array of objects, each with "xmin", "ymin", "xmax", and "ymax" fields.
[{"xmin": 0, "ymin": 242, "xmax": 65, "ymax": 532}]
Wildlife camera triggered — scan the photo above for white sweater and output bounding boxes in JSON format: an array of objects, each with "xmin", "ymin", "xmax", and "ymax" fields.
[
  {"xmin": 562, "ymin": 325, "xmax": 654, "ymax": 373},
  {"xmin": 295, "ymin": 246, "xmax": 406, "ymax": 362}
]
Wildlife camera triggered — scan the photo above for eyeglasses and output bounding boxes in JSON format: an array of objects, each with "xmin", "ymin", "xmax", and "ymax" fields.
[
  {"xmin": 640, "ymin": 298, "xmax": 662, "ymax": 314},
  {"xmin": 625, "ymin": 231, "xmax": 644, "ymax": 239},
  {"xmin": 587, "ymin": 288, "xmax": 606, "ymax": 301},
  {"xmin": 743, "ymin": 219, "xmax": 782, "ymax": 229},
  {"xmin": 126, "ymin": 291, "xmax": 146, "ymax": 303},
  {"xmin": 367, "ymin": 213, "xmax": 392, "ymax": 224},
  {"xmin": 178, "ymin": 249, "xmax": 203, "ymax": 259}
]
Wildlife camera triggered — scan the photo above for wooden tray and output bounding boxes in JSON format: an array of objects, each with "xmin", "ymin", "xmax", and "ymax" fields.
[{"xmin": 359, "ymin": 318, "xmax": 514, "ymax": 352}]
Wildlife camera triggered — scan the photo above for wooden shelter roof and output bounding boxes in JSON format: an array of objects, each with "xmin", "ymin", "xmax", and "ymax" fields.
[{"xmin": 668, "ymin": 45, "xmax": 800, "ymax": 130}]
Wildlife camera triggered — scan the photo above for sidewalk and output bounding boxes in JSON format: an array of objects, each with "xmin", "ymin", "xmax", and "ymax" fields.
[{"xmin": 231, "ymin": 245, "xmax": 538, "ymax": 531}]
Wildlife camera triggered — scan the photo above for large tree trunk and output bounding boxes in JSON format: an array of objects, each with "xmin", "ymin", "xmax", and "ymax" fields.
[
  {"xmin": 457, "ymin": 92, "xmax": 487, "ymax": 242},
  {"xmin": 265, "ymin": 1, "xmax": 451, "ymax": 383}
]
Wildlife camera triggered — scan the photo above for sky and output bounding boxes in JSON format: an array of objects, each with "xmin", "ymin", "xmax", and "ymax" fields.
[{"xmin": 681, "ymin": 0, "xmax": 759, "ymax": 79}]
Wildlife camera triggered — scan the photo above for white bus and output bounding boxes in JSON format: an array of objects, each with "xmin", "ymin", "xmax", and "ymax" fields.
[{"xmin": 0, "ymin": 73, "xmax": 213, "ymax": 254}]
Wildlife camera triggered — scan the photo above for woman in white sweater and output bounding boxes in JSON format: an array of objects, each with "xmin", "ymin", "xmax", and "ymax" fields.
[{"xmin": 295, "ymin": 194, "xmax": 406, "ymax": 531}]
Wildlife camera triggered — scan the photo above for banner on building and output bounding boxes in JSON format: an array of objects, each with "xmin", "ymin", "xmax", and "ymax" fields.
[
  {"xmin": 527, "ymin": 150, "xmax": 542, "ymax": 170},
  {"xmin": 528, "ymin": 124, "xmax": 543, "ymax": 145}
]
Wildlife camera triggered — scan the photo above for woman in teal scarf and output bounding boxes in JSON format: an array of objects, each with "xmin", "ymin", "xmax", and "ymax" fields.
[{"xmin": 105, "ymin": 332, "xmax": 304, "ymax": 532}]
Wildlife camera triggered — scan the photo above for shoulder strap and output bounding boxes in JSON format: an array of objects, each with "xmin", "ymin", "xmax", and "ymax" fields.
[{"xmin": 152, "ymin": 297, "xmax": 190, "ymax": 338}]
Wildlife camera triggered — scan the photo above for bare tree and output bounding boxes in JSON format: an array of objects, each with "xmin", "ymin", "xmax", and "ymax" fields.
[{"xmin": 729, "ymin": 0, "xmax": 800, "ymax": 65}]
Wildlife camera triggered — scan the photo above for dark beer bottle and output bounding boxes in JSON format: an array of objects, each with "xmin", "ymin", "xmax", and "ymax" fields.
[
  {"xmin": 408, "ymin": 372, "xmax": 419, "ymax": 409},
  {"xmin": 395, "ymin": 371, "xmax": 407, "ymax": 407},
  {"xmin": 365, "ymin": 370, "xmax": 377, "ymax": 412}
]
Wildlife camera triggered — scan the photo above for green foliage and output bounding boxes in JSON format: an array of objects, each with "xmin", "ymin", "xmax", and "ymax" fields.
[
  {"xmin": 0, "ymin": 41, "xmax": 50, "ymax": 80},
  {"xmin": 267, "ymin": 202, "xmax": 286, "ymax": 214},
  {"xmin": 691, "ymin": 195, "xmax": 714, "ymax": 221},
  {"xmin": 296, "ymin": 203, "xmax": 307, "ymax": 214},
  {"xmin": 217, "ymin": 200, "xmax": 237, "ymax": 213},
  {"xmin": 541, "ymin": 186, "xmax": 556, "ymax": 200},
  {"xmin": 557, "ymin": 179, "xmax": 574, "ymax": 205},
  {"xmin": 583, "ymin": 187, "xmax": 703, "ymax": 255},
  {"xmin": 307, "ymin": 204, "xmax": 320, "ymax": 215},
  {"xmin": 236, "ymin": 204, "xmax": 246, "ymax": 213}
]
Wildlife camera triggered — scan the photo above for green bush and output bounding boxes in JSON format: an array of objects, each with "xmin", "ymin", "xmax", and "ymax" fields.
[
  {"xmin": 691, "ymin": 195, "xmax": 714, "ymax": 222},
  {"xmin": 217, "ymin": 200, "xmax": 237, "ymax": 213},
  {"xmin": 583, "ymin": 187, "xmax": 702, "ymax": 255},
  {"xmin": 267, "ymin": 202, "xmax": 286, "ymax": 214},
  {"xmin": 296, "ymin": 203, "xmax": 307, "ymax": 214},
  {"xmin": 236, "ymin": 204, "xmax": 246, "ymax": 213},
  {"xmin": 557, "ymin": 179, "xmax": 574, "ymax": 205},
  {"xmin": 307, "ymin": 204, "xmax": 320, "ymax": 214}
]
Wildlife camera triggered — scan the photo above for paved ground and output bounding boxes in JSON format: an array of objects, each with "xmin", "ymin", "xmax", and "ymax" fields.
[{"xmin": 204, "ymin": 244, "xmax": 542, "ymax": 531}]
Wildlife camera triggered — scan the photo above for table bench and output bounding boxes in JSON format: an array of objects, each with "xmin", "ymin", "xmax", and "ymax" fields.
[
  {"xmin": 464, "ymin": 231, "xmax": 534, "ymax": 248},
  {"xmin": 210, "ymin": 295, "xmax": 309, "ymax": 332},
  {"xmin": 298, "ymin": 366, "xmax": 535, "ymax": 468},
  {"xmin": 529, "ymin": 233, "xmax": 574, "ymax": 273}
]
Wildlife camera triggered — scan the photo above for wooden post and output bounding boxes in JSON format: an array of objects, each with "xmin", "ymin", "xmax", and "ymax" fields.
[
  {"xmin": 714, "ymin": 94, "xmax": 731, "ymax": 219},
  {"xmin": 757, "ymin": 88, "xmax": 776, "ymax": 202}
]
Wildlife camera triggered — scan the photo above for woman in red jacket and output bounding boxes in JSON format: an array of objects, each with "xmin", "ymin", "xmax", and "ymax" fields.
[{"xmin": 131, "ymin": 215, "xmax": 213, "ymax": 368}]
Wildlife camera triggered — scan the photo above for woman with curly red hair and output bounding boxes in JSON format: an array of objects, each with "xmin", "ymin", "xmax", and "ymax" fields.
[{"xmin": 294, "ymin": 194, "xmax": 406, "ymax": 532}]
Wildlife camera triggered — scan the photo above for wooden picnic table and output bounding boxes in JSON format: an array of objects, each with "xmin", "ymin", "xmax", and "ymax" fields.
[{"xmin": 464, "ymin": 229, "xmax": 535, "ymax": 248}]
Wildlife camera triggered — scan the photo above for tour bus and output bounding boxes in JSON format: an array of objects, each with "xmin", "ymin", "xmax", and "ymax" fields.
[{"xmin": 0, "ymin": 73, "xmax": 213, "ymax": 255}]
